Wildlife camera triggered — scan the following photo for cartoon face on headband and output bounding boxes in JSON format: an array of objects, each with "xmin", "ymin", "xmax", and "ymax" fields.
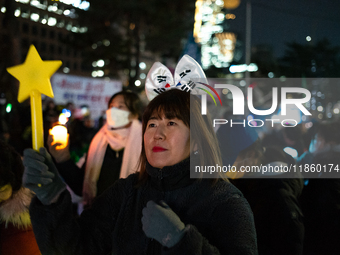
[{"xmin": 145, "ymin": 55, "xmax": 208, "ymax": 101}]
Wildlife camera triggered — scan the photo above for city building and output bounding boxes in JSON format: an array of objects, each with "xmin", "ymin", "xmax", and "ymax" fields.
[{"xmin": 0, "ymin": 0, "xmax": 89, "ymax": 76}]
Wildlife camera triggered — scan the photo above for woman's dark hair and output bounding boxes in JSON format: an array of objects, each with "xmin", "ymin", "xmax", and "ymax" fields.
[
  {"xmin": 108, "ymin": 91, "xmax": 142, "ymax": 119},
  {"xmin": 0, "ymin": 140, "xmax": 24, "ymax": 194},
  {"xmin": 137, "ymin": 89, "xmax": 223, "ymax": 184}
]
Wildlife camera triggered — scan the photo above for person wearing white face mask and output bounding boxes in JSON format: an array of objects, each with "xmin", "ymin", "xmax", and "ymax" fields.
[{"xmin": 48, "ymin": 91, "xmax": 143, "ymax": 206}]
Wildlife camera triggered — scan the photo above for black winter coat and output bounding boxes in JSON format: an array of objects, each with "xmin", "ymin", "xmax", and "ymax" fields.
[{"xmin": 29, "ymin": 158, "xmax": 257, "ymax": 255}]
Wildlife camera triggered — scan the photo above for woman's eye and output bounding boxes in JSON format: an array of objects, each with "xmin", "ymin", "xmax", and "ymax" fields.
[
  {"xmin": 168, "ymin": 121, "xmax": 176, "ymax": 126},
  {"xmin": 148, "ymin": 123, "xmax": 156, "ymax": 128}
]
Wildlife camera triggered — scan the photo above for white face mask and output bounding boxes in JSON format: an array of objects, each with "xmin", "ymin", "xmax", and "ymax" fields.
[{"xmin": 106, "ymin": 107, "xmax": 130, "ymax": 128}]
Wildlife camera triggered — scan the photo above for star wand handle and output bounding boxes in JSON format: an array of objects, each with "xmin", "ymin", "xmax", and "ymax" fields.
[
  {"xmin": 6, "ymin": 45, "xmax": 62, "ymax": 151},
  {"xmin": 30, "ymin": 89, "xmax": 44, "ymax": 151}
]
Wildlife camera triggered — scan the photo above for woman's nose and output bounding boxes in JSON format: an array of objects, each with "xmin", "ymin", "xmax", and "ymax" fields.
[{"xmin": 154, "ymin": 125, "xmax": 166, "ymax": 140}]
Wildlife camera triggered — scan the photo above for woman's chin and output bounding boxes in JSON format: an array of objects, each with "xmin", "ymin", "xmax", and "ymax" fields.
[{"xmin": 149, "ymin": 161, "xmax": 166, "ymax": 169}]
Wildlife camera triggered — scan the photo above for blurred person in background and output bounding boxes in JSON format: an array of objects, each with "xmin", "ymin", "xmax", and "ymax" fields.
[
  {"xmin": 67, "ymin": 104, "xmax": 97, "ymax": 164},
  {"xmin": 262, "ymin": 124, "xmax": 306, "ymax": 158},
  {"xmin": 299, "ymin": 121, "xmax": 340, "ymax": 255},
  {"xmin": 48, "ymin": 91, "xmax": 143, "ymax": 207},
  {"xmin": 0, "ymin": 140, "xmax": 40, "ymax": 255},
  {"xmin": 217, "ymin": 124, "xmax": 304, "ymax": 255}
]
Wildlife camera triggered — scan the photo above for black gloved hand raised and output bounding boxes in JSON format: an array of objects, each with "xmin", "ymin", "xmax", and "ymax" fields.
[
  {"xmin": 23, "ymin": 147, "xmax": 66, "ymax": 205},
  {"xmin": 142, "ymin": 200, "xmax": 186, "ymax": 248}
]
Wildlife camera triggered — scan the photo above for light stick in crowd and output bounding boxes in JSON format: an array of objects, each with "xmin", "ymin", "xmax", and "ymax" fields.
[
  {"xmin": 7, "ymin": 45, "xmax": 62, "ymax": 151},
  {"xmin": 49, "ymin": 125, "xmax": 69, "ymax": 150},
  {"xmin": 49, "ymin": 113, "xmax": 69, "ymax": 150}
]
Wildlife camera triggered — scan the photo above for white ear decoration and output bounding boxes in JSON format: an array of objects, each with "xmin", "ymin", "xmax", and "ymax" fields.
[
  {"xmin": 145, "ymin": 55, "xmax": 208, "ymax": 101},
  {"xmin": 145, "ymin": 62, "xmax": 175, "ymax": 101},
  {"xmin": 174, "ymin": 55, "xmax": 208, "ymax": 95}
]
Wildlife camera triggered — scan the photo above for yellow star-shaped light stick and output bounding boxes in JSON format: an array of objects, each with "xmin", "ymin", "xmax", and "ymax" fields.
[{"xmin": 7, "ymin": 45, "xmax": 62, "ymax": 151}]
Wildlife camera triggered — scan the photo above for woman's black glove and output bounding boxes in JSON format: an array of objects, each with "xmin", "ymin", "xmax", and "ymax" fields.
[
  {"xmin": 142, "ymin": 200, "xmax": 186, "ymax": 248},
  {"xmin": 23, "ymin": 148, "xmax": 66, "ymax": 205}
]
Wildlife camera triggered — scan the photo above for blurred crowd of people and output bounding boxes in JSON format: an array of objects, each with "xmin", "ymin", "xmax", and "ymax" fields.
[
  {"xmin": 0, "ymin": 86, "xmax": 340, "ymax": 254},
  {"xmin": 217, "ymin": 119, "xmax": 340, "ymax": 255}
]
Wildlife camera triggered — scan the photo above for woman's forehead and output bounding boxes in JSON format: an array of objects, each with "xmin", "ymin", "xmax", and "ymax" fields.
[
  {"xmin": 110, "ymin": 95, "xmax": 125, "ymax": 105},
  {"xmin": 149, "ymin": 108, "xmax": 177, "ymax": 120}
]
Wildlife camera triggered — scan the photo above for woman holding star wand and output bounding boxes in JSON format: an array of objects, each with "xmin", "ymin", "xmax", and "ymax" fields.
[
  {"xmin": 21, "ymin": 55, "xmax": 257, "ymax": 254},
  {"xmin": 7, "ymin": 45, "xmax": 62, "ymax": 153}
]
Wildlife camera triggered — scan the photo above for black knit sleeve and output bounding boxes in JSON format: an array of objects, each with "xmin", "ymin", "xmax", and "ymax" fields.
[
  {"xmin": 29, "ymin": 177, "xmax": 130, "ymax": 255},
  {"xmin": 56, "ymin": 158, "xmax": 85, "ymax": 196},
  {"xmin": 162, "ymin": 194, "xmax": 258, "ymax": 255}
]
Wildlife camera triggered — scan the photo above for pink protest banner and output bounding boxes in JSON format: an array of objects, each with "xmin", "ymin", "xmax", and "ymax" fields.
[{"xmin": 50, "ymin": 74, "xmax": 122, "ymax": 120}]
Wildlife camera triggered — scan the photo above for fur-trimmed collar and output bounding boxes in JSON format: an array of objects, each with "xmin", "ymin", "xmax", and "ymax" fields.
[{"xmin": 0, "ymin": 187, "xmax": 34, "ymax": 228}]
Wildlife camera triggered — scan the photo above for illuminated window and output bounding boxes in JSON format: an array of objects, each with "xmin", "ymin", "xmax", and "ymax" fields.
[
  {"xmin": 21, "ymin": 8, "xmax": 30, "ymax": 19},
  {"xmin": 41, "ymin": 18, "xmax": 47, "ymax": 24},
  {"xmin": 79, "ymin": 27, "xmax": 88, "ymax": 33},
  {"xmin": 56, "ymin": 19, "xmax": 65, "ymax": 28},
  {"xmin": 47, "ymin": 17, "xmax": 57, "ymax": 26},
  {"xmin": 59, "ymin": 0, "xmax": 90, "ymax": 11},
  {"xmin": 47, "ymin": 5, "xmax": 58, "ymax": 13},
  {"xmin": 97, "ymin": 70, "xmax": 104, "ymax": 77},
  {"xmin": 30, "ymin": 13, "xmax": 40, "ymax": 22},
  {"xmin": 16, "ymin": 0, "xmax": 29, "ymax": 4},
  {"xmin": 14, "ymin": 9, "xmax": 21, "ymax": 17},
  {"xmin": 66, "ymin": 23, "xmax": 72, "ymax": 31},
  {"xmin": 31, "ymin": 0, "xmax": 40, "ymax": 7},
  {"xmin": 31, "ymin": 0, "xmax": 47, "ymax": 10},
  {"xmin": 71, "ymin": 26, "xmax": 79, "ymax": 33}
]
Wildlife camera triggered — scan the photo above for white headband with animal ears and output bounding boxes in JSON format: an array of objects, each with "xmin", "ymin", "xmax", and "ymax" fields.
[{"xmin": 145, "ymin": 54, "xmax": 208, "ymax": 101}]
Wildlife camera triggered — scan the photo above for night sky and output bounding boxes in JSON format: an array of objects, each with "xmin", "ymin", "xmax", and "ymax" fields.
[{"xmin": 228, "ymin": 0, "xmax": 340, "ymax": 58}]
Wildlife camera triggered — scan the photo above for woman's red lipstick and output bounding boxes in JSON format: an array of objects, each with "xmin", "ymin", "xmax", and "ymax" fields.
[{"xmin": 152, "ymin": 146, "xmax": 167, "ymax": 152}]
